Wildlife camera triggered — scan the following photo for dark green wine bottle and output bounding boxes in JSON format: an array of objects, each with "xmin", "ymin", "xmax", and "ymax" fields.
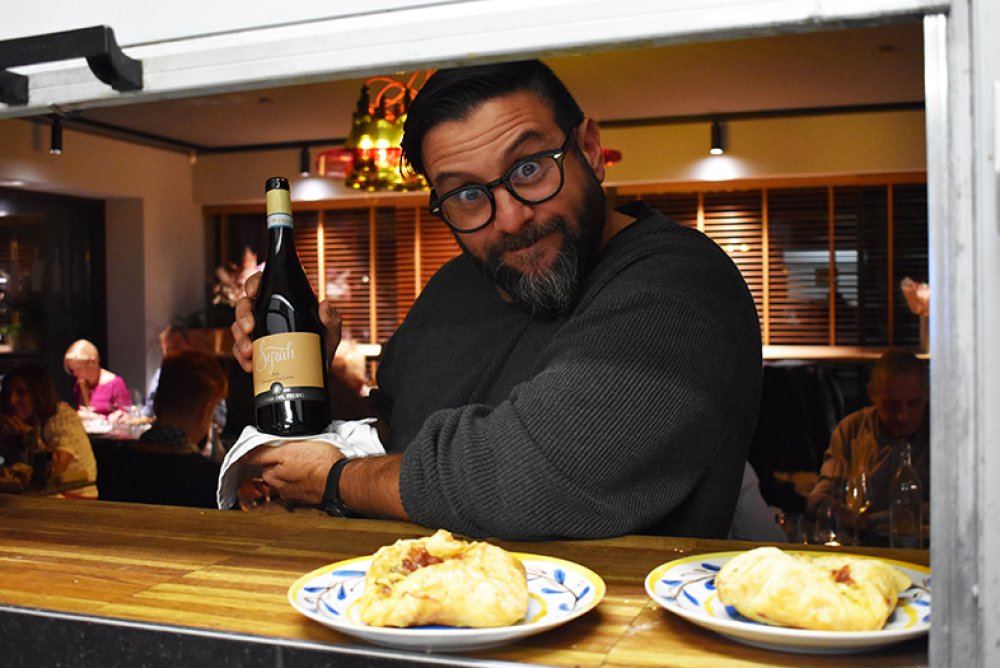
[{"xmin": 251, "ymin": 176, "xmax": 332, "ymax": 435}]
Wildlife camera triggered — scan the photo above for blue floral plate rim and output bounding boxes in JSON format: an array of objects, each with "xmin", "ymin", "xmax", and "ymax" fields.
[
  {"xmin": 288, "ymin": 551, "xmax": 606, "ymax": 652},
  {"xmin": 644, "ymin": 549, "xmax": 931, "ymax": 654}
]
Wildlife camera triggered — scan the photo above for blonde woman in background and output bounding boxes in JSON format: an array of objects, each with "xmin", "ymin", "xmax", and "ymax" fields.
[{"xmin": 63, "ymin": 339, "xmax": 131, "ymax": 419}]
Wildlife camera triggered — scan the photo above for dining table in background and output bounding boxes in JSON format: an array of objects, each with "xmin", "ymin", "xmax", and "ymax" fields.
[{"xmin": 0, "ymin": 495, "xmax": 929, "ymax": 667}]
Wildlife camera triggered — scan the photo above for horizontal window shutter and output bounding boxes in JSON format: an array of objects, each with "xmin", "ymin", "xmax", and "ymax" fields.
[
  {"xmin": 834, "ymin": 186, "xmax": 889, "ymax": 346},
  {"xmin": 891, "ymin": 183, "xmax": 928, "ymax": 346},
  {"xmin": 418, "ymin": 216, "xmax": 461, "ymax": 290},
  {"xmin": 766, "ymin": 187, "xmax": 831, "ymax": 345},
  {"xmin": 702, "ymin": 190, "xmax": 764, "ymax": 329},
  {"xmin": 322, "ymin": 208, "xmax": 373, "ymax": 342}
]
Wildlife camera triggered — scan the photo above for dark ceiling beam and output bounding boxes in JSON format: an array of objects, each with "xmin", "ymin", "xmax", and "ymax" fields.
[
  {"xmin": 598, "ymin": 101, "xmax": 924, "ymax": 129},
  {"xmin": 41, "ymin": 100, "xmax": 924, "ymax": 155}
]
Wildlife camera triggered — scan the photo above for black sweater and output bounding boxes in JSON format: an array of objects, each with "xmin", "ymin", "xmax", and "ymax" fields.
[{"xmin": 372, "ymin": 202, "xmax": 762, "ymax": 540}]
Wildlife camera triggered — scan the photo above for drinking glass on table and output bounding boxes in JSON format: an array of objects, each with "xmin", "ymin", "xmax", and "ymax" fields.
[
  {"xmin": 778, "ymin": 512, "xmax": 808, "ymax": 544},
  {"xmin": 813, "ymin": 500, "xmax": 853, "ymax": 546},
  {"xmin": 843, "ymin": 467, "xmax": 873, "ymax": 544}
]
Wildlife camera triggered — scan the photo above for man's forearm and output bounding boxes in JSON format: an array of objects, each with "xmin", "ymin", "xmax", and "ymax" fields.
[{"xmin": 340, "ymin": 453, "xmax": 408, "ymax": 520}]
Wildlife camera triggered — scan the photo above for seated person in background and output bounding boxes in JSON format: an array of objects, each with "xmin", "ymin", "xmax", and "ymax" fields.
[
  {"xmin": 142, "ymin": 324, "xmax": 227, "ymax": 431},
  {"xmin": 64, "ymin": 338, "xmax": 132, "ymax": 419},
  {"xmin": 729, "ymin": 461, "xmax": 787, "ymax": 542},
  {"xmin": 0, "ymin": 365, "xmax": 97, "ymax": 497},
  {"xmin": 97, "ymin": 351, "xmax": 227, "ymax": 508},
  {"xmin": 806, "ymin": 349, "xmax": 929, "ymax": 525}
]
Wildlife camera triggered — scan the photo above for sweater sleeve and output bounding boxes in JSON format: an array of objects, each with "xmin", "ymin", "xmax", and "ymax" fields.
[{"xmin": 399, "ymin": 247, "xmax": 761, "ymax": 540}]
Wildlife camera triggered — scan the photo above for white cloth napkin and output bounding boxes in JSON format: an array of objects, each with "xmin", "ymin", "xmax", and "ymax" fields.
[{"xmin": 216, "ymin": 418, "xmax": 384, "ymax": 509}]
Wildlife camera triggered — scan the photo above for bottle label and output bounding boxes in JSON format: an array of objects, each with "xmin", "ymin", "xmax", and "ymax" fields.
[
  {"xmin": 266, "ymin": 187, "xmax": 293, "ymax": 228},
  {"xmin": 252, "ymin": 332, "xmax": 326, "ymax": 407},
  {"xmin": 266, "ymin": 212, "xmax": 293, "ymax": 229}
]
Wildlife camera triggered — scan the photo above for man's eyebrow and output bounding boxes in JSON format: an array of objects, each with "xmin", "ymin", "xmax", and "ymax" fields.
[{"xmin": 433, "ymin": 128, "xmax": 548, "ymax": 187}]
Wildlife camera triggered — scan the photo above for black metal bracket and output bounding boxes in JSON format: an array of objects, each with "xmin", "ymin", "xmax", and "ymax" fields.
[{"xmin": 0, "ymin": 25, "xmax": 142, "ymax": 106}]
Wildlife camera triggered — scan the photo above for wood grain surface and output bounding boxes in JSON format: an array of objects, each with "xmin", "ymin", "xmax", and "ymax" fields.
[{"xmin": 0, "ymin": 495, "xmax": 929, "ymax": 666}]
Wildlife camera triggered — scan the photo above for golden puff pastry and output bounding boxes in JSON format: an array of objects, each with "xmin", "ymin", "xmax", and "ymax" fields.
[
  {"xmin": 715, "ymin": 546, "xmax": 912, "ymax": 631},
  {"xmin": 356, "ymin": 529, "xmax": 529, "ymax": 628}
]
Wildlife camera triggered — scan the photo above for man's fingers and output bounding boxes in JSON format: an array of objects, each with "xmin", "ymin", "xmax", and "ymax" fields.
[
  {"xmin": 241, "ymin": 445, "xmax": 282, "ymax": 467},
  {"xmin": 244, "ymin": 271, "xmax": 262, "ymax": 299}
]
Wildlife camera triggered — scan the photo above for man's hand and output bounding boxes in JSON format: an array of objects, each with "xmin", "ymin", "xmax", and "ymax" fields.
[
  {"xmin": 241, "ymin": 441, "xmax": 342, "ymax": 505},
  {"xmin": 231, "ymin": 271, "xmax": 345, "ymax": 374}
]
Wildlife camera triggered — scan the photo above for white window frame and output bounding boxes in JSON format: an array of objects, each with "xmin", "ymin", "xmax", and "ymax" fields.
[{"xmin": 4, "ymin": 1, "xmax": 997, "ymax": 664}]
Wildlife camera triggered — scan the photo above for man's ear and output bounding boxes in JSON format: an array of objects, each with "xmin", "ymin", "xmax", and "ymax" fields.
[{"xmin": 575, "ymin": 117, "xmax": 606, "ymax": 183}]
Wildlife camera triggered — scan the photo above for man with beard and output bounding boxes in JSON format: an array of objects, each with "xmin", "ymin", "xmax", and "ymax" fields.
[{"xmin": 231, "ymin": 60, "xmax": 762, "ymax": 540}]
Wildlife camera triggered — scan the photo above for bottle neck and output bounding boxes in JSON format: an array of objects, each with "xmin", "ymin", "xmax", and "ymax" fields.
[
  {"xmin": 267, "ymin": 224, "xmax": 297, "ymax": 257},
  {"xmin": 900, "ymin": 441, "xmax": 913, "ymax": 467}
]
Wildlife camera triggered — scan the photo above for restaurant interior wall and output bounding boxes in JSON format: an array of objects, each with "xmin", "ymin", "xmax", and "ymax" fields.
[
  {"xmin": 0, "ymin": 119, "xmax": 204, "ymax": 395},
  {"xmin": 191, "ymin": 110, "xmax": 927, "ymax": 204}
]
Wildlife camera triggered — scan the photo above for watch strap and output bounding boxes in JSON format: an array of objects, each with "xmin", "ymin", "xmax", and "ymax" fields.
[{"xmin": 321, "ymin": 457, "xmax": 358, "ymax": 518}]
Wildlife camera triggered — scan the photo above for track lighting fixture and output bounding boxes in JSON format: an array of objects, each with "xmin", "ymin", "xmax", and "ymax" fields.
[
  {"xmin": 710, "ymin": 120, "xmax": 726, "ymax": 156},
  {"xmin": 299, "ymin": 146, "xmax": 310, "ymax": 176},
  {"xmin": 50, "ymin": 116, "xmax": 62, "ymax": 155}
]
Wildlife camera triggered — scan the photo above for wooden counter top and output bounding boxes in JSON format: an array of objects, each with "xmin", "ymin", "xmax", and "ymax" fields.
[{"xmin": 0, "ymin": 495, "xmax": 928, "ymax": 667}]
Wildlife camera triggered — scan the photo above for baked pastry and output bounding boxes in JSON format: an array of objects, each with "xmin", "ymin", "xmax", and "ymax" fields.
[
  {"xmin": 715, "ymin": 546, "xmax": 912, "ymax": 631},
  {"xmin": 356, "ymin": 529, "xmax": 529, "ymax": 628}
]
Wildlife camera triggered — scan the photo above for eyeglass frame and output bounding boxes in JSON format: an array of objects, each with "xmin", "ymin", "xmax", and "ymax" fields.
[{"xmin": 428, "ymin": 125, "xmax": 579, "ymax": 234}]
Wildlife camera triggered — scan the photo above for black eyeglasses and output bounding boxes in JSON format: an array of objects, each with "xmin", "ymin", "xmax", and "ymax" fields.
[{"xmin": 429, "ymin": 126, "xmax": 578, "ymax": 233}]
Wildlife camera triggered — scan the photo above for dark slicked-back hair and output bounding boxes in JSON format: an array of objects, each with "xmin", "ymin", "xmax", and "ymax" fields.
[{"xmin": 401, "ymin": 60, "xmax": 584, "ymax": 178}]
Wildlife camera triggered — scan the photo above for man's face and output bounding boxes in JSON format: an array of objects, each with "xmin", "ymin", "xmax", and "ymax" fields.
[
  {"xmin": 422, "ymin": 91, "xmax": 607, "ymax": 315},
  {"xmin": 870, "ymin": 371, "xmax": 928, "ymax": 439}
]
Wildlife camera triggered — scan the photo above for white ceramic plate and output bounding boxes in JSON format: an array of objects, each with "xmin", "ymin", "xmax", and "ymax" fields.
[
  {"xmin": 289, "ymin": 552, "xmax": 605, "ymax": 652},
  {"xmin": 82, "ymin": 420, "xmax": 112, "ymax": 435},
  {"xmin": 645, "ymin": 550, "xmax": 930, "ymax": 654}
]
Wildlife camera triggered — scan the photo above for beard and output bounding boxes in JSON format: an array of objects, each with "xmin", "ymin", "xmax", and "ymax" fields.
[{"xmin": 457, "ymin": 167, "xmax": 608, "ymax": 317}]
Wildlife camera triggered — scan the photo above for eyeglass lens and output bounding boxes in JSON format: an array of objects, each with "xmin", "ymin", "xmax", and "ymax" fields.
[{"xmin": 440, "ymin": 152, "xmax": 564, "ymax": 231}]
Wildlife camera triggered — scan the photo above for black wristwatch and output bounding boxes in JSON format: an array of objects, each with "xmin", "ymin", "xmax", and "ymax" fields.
[{"xmin": 321, "ymin": 458, "xmax": 359, "ymax": 518}]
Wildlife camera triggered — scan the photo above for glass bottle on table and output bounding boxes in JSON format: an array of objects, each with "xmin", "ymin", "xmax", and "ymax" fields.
[
  {"xmin": 251, "ymin": 176, "xmax": 332, "ymax": 436},
  {"xmin": 889, "ymin": 441, "xmax": 924, "ymax": 548}
]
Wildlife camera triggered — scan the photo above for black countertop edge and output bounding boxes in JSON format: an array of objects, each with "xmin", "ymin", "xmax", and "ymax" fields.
[{"xmin": 0, "ymin": 604, "xmax": 526, "ymax": 668}]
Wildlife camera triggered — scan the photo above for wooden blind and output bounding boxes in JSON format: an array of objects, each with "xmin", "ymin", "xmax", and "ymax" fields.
[
  {"xmin": 891, "ymin": 183, "xmax": 928, "ymax": 345},
  {"xmin": 630, "ymin": 179, "xmax": 925, "ymax": 348},
  {"xmin": 418, "ymin": 212, "xmax": 461, "ymax": 290},
  {"xmin": 834, "ymin": 186, "xmax": 889, "ymax": 346},
  {"xmin": 702, "ymin": 190, "xmax": 765, "ymax": 329},
  {"xmin": 391, "ymin": 206, "xmax": 418, "ymax": 326},
  {"xmin": 294, "ymin": 210, "xmax": 320, "ymax": 296},
  {"xmin": 212, "ymin": 177, "xmax": 926, "ymax": 351},
  {"xmin": 766, "ymin": 187, "xmax": 831, "ymax": 345},
  {"xmin": 625, "ymin": 192, "xmax": 699, "ymax": 228},
  {"xmin": 321, "ymin": 207, "xmax": 372, "ymax": 342}
]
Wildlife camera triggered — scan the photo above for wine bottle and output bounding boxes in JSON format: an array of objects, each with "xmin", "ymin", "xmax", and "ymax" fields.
[
  {"xmin": 252, "ymin": 176, "xmax": 332, "ymax": 435},
  {"xmin": 889, "ymin": 441, "xmax": 924, "ymax": 549}
]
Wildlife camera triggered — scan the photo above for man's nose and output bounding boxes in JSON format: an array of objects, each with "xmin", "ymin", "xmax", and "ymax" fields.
[{"xmin": 491, "ymin": 187, "xmax": 535, "ymax": 235}]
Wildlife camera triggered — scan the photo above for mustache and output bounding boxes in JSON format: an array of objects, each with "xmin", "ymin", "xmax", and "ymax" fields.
[{"xmin": 488, "ymin": 218, "xmax": 566, "ymax": 258}]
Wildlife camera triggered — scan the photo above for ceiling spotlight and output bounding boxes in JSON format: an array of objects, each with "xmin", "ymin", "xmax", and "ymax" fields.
[
  {"xmin": 50, "ymin": 116, "xmax": 63, "ymax": 155},
  {"xmin": 710, "ymin": 120, "xmax": 726, "ymax": 156},
  {"xmin": 299, "ymin": 146, "xmax": 311, "ymax": 176}
]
